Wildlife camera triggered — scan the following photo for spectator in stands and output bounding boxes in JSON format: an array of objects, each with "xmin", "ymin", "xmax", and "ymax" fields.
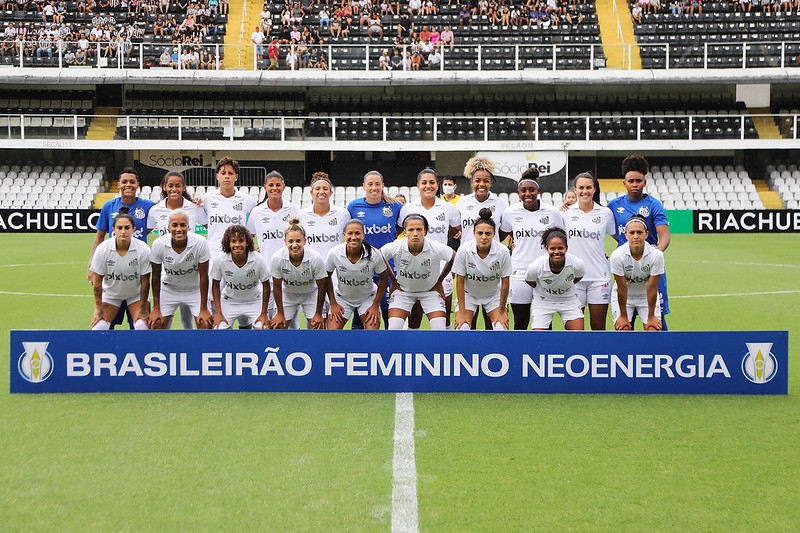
[
  {"xmin": 368, "ymin": 12, "xmax": 383, "ymax": 37},
  {"xmin": 159, "ymin": 47, "xmax": 173, "ymax": 66},
  {"xmin": 408, "ymin": 0, "xmax": 422, "ymax": 15},
  {"xmin": 290, "ymin": 25, "xmax": 301, "ymax": 42},
  {"xmin": 427, "ymin": 47, "xmax": 441, "ymax": 69},
  {"xmin": 252, "ymin": 25, "xmax": 265, "ymax": 59},
  {"xmin": 379, "ymin": 49, "xmax": 391, "ymax": 69},
  {"xmin": 566, "ymin": 4, "xmax": 583, "ymax": 23},
  {"xmin": 631, "ymin": 3, "xmax": 642, "ymax": 22},
  {"xmin": 389, "ymin": 47, "xmax": 402, "ymax": 68},
  {"xmin": 668, "ymin": 0, "xmax": 682, "ymax": 14},
  {"xmin": 439, "ymin": 25, "xmax": 454, "ymax": 50},
  {"xmin": 411, "ymin": 49, "xmax": 422, "ymax": 69},
  {"xmin": 319, "ymin": 6, "xmax": 331, "ymax": 26},
  {"xmin": 36, "ymin": 32, "xmax": 54, "ymax": 59},
  {"xmin": 397, "ymin": 13, "xmax": 413, "ymax": 38},
  {"xmin": 459, "ymin": 4, "xmax": 472, "ymax": 24},
  {"xmin": 285, "ymin": 45, "xmax": 297, "ymax": 69},
  {"xmin": 687, "ymin": 0, "xmax": 701, "ymax": 13},
  {"xmin": 500, "ymin": 3, "xmax": 511, "ymax": 24},
  {"xmin": 266, "ymin": 36, "xmax": 279, "ymax": 68},
  {"xmin": 330, "ymin": 14, "xmax": 342, "ymax": 37}
]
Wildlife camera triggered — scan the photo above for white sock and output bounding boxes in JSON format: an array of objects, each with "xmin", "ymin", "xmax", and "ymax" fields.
[
  {"xmin": 134, "ymin": 319, "xmax": 149, "ymax": 330},
  {"xmin": 445, "ymin": 324, "xmax": 453, "ymax": 330},
  {"xmin": 429, "ymin": 317, "xmax": 446, "ymax": 330},
  {"xmin": 492, "ymin": 321, "xmax": 507, "ymax": 330},
  {"xmin": 459, "ymin": 322, "xmax": 471, "ymax": 331},
  {"xmin": 215, "ymin": 320, "xmax": 230, "ymax": 330},
  {"xmin": 92, "ymin": 319, "xmax": 110, "ymax": 331},
  {"xmin": 388, "ymin": 317, "xmax": 405, "ymax": 330}
]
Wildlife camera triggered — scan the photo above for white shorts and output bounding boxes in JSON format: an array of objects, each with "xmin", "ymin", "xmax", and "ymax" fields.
[
  {"xmin": 159, "ymin": 287, "xmax": 201, "ymax": 317},
  {"xmin": 282, "ymin": 290, "xmax": 318, "ymax": 322},
  {"xmin": 102, "ymin": 293, "xmax": 141, "ymax": 307},
  {"xmin": 611, "ymin": 293, "xmax": 662, "ymax": 326},
  {"xmin": 442, "ymin": 272, "xmax": 454, "ymax": 298},
  {"xmin": 218, "ymin": 298, "xmax": 262, "ymax": 328},
  {"xmin": 389, "ymin": 290, "xmax": 446, "ymax": 314},
  {"xmin": 335, "ymin": 290, "xmax": 377, "ymax": 320},
  {"xmin": 508, "ymin": 276, "xmax": 533, "ymax": 305},
  {"xmin": 531, "ymin": 298, "xmax": 584, "ymax": 329},
  {"xmin": 575, "ymin": 279, "xmax": 611, "ymax": 307},
  {"xmin": 463, "ymin": 292, "xmax": 502, "ymax": 314}
]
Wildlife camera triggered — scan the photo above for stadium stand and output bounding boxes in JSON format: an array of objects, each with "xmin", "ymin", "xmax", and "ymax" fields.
[
  {"xmin": 631, "ymin": 0, "xmax": 800, "ymax": 68},
  {"xmin": 0, "ymin": 163, "xmax": 106, "ymax": 208},
  {"xmin": 767, "ymin": 164, "xmax": 800, "ymax": 209}
]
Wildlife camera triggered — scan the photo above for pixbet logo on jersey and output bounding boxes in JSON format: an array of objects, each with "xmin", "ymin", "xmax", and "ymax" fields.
[{"xmin": 18, "ymin": 342, "xmax": 54, "ymax": 383}]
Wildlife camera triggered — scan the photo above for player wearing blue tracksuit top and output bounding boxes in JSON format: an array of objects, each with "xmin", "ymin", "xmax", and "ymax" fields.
[
  {"xmin": 347, "ymin": 171, "xmax": 403, "ymax": 326},
  {"xmin": 607, "ymin": 155, "xmax": 671, "ymax": 329}
]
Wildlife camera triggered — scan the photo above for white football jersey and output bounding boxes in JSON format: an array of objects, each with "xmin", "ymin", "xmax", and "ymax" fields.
[
  {"xmin": 203, "ymin": 189, "xmax": 257, "ymax": 256},
  {"xmin": 210, "ymin": 250, "xmax": 270, "ymax": 302},
  {"xmin": 325, "ymin": 243, "xmax": 388, "ymax": 302},
  {"xmin": 399, "ymin": 197, "xmax": 461, "ymax": 246},
  {"xmin": 451, "ymin": 239, "xmax": 512, "ymax": 299},
  {"xmin": 270, "ymin": 246, "xmax": 327, "ymax": 296},
  {"xmin": 146, "ymin": 198, "xmax": 208, "ymax": 238},
  {"xmin": 246, "ymin": 201, "xmax": 301, "ymax": 262},
  {"xmin": 456, "ymin": 192, "xmax": 508, "ymax": 243},
  {"xmin": 526, "ymin": 253, "xmax": 585, "ymax": 304},
  {"xmin": 381, "ymin": 238, "xmax": 454, "ymax": 293},
  {"xmin": 563, "ymin": 203, "xmax": 615, "ymax": 282},
  {"xmin": 500, "ymin": 202, "xmax": 565, "ymax": 278},
  {"xmin": 299, "ymin": 205, "xmax": 349, "ymax": 258},
  {"xmin": 150, "ymin": 232, "xmax": 211, "ymax": 292},
  {"xmin": 90, "ymin": 237, "xmax": 152, "ymax": 299},
  {"xmin": 610, "ymin": 242, "xmax": 665, "ymax": 301}
]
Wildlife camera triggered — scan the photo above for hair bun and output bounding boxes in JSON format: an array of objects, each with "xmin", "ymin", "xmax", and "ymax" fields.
[
  {"xmin": 118, "ymin": 206, "xmax": 130, "ymax": 214},
  {"xmin": 287, "ymin": 215, "xmax": 301, "ymax": 225},
  {"xmin": 478, "ymin": 207, "xmax": 493, "ymax": 220}
]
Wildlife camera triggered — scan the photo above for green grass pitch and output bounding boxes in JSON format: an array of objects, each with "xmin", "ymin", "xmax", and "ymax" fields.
[{"xmin": 1, "ymin": 232, "xmax": 799, "ymax": 531}]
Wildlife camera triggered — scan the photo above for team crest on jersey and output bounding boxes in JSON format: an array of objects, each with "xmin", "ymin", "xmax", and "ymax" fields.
[
  {"xmin": 383, "ymin": 206, "xmax": 393, "ymax": 217},
  {"xmin": 436, "ymin": 213, "xmax": 446, "ymax": 222},
  {"xmin": 566, "ymin": 273, "xmax": 574, "ymax": 282},
  {"xmin": 134, "ymin": 208, "xmax": 145, "ymax": 219},
  {"xmin": 329, "ymin": 218, "xmax": 338, "ymax": 226},
  {"xmin": 301, "ymin": 267, "xmax": 311, "ymax": 277},
  {"xmin": 421, "ymin": 258, "xmax": 431, "ymax": 268},
  {"xmin": 490, "ymin": 261, "xmax": 501, "ymax": 271},
  {"xmin": 186, "ymin": 252, "xmax": 195, "ymax": 262},
  {"xmin": 360, "ymin": 265, "xmax": 370, "ymax": 273},
  {"xmin": 638, "ymin": 207, "xmax": 649, "ymax": 217},
  {"xmin": 592, "ymin": 216, "xmax": 602, "ymax": 224},
  {"xmin": 233, "ymin": 203, "xmax": 243, "ymax": 211},
  {"xmin": 539, "ymin": 215, "xmax": 550, "ymax": 225},
  {"xmin": 642, "ymin": 263, "xmax": 651, "ymax": 273},
  {"xmin": 246, "ymin": 268, "xmax": 256, "ymax": 277},
  {"xmin": 129, "ymin": 258, "xmax": 139, "ymax": 267},
  {"xmin": 283, "ymin": 214, "xmax": 291, "ymax": 222}
]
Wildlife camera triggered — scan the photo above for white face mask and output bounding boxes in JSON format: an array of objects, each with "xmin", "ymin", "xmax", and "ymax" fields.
[{"xmin": 442, "ymin": 185, "xmax": 455, "ymax": 195}]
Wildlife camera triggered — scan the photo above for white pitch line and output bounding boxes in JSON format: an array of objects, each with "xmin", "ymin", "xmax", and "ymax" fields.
[
  {"xmin": 0, "ymin": 290, "xmax": 92, "ymax": 298},
  {"xmin": 392, "ymin": 392, "xmax": 419, "ymax": 533},
  {"xmin": 0, "ymin": 261, "xmax": 83, "ymax": 268},
  {"xmin": 670, "ymin": 259, "xmax": 800, "ymax": 269},
  {"xmin": 671, "ymin": 289, "xmax": 800, "ymax": 299}
]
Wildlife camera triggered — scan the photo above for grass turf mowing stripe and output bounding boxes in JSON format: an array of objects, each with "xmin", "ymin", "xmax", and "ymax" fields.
[
  {"xmin": 0, "ymin": 291, "xmax": 92, "ymax": 298},
  {"xmin": 670, "ymin": 289, "xmax": 800, "ymax": 299},
  {"xmin": 392, "ymin": 392, "xmax": 419, "ymax": 533}
]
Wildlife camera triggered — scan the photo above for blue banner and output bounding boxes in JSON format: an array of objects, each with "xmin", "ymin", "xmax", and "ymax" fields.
[{"xmin": 10, "ymin": 330, "xmax": 788, "ymax": 394}]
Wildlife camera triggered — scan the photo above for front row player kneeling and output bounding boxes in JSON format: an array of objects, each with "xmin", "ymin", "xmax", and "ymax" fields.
[
  {"xmin": 211, "ymin": 225, "xmax": 271, "ymax": 329},
  {"xmin": 326, "ymin": 219, "xmax": 389, "ymax": 329},
  {"xmin": 610, "ymin": 214, "xmax": 665, "ymax": 331},
  {"xmin": 89, "ymin": 207, "xmax": 152, "ymax": 330},
  {"xmin": 270, "ymin": 216, "xmax": 328, "ymax": 330},
  {"xmin": 380, "ymin": 214, "xmax": 455, "ymax": 330},
  {"xmin": 525, "ymin": 227, "xmax": 585, "ymax": 331},
  {"xmin": 452, "ymin": 207, "xmax": 512, "ymax": 330},
  {"xmin": 149, "ymin": 209, "xmax": 213, "ymax": 329}
]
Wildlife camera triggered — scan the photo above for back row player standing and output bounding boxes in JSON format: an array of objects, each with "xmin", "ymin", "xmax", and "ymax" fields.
[
  {"xmin": 606, "ymin": 155, "xmax": 671, "ymax": 330},
  {"xmin": 347, "ymin": 170, "xmax": 403, "ymax": 328}
]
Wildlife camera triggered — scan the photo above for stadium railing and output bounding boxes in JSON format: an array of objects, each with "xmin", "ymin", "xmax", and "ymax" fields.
[
  {"xmin": 2, "ymin": 41, "xmax": 800, "ymax": 70},
  {"xmin": 1, "ymin": 112, "xmax": 795, "ymax": 141}
]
